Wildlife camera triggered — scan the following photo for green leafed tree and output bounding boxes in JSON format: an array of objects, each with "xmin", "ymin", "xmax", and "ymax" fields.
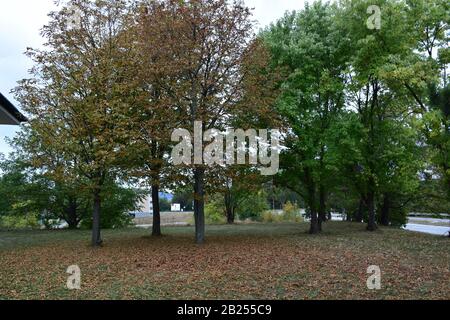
[{"xmin": 263, "ymin": 2, "xmax": 350, "ymax": 233}]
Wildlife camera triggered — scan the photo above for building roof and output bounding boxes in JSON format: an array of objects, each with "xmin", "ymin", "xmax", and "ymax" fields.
[{"xmin": 0, "ymin": 93, "xmax": 27, "ymax": 125}]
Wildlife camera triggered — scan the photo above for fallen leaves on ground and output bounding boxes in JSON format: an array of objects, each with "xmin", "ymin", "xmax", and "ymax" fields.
[{"xmin": 0, "ymin": 222, "xmax": 449, "ymax": 300}]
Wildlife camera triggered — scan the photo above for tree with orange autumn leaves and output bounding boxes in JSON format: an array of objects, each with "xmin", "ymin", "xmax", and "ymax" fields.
[
  {"xmin": 135, "ymin": 0, "xmax": 279, "ymax": 243},
  {"xmin": 14, "ymin": 0, "xmax": 139, "ymax": 246},
  {"xmin": 14, "ymin": 0, "xmax": 279, "ymax": 245}
]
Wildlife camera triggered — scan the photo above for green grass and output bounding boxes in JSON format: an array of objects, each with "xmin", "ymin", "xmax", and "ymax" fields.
[{"xmin": 0, "ymin": 222, "xmax": 449, "ymax": 300}]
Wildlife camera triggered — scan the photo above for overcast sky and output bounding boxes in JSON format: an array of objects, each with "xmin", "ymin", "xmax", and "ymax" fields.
[{"xmin": 0, "ymin": 0, "xmax": 306, "ymax": 156}]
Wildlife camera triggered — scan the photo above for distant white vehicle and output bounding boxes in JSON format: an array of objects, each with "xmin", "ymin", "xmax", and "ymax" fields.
[{"xmin": 171, "ymin": 203, "xmax": 181, "ymax": 212}]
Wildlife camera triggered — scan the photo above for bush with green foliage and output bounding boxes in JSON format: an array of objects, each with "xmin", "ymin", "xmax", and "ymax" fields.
[
  {"xmin": 203, "ymin": 194, "xmax": 226, "ymax": 224},
  {"xmin": 237, "ymin": 190, "xmax": 269, "ymax": 221},
  {"xmin": 205, "ymin": 202, "xmax": 226, "ymax": 225},
  {"xmin": 0, "ymin": 214, "xmax": 40, "ymax": 230},
  {"xmin": 387, "ymin": 207, "xmax": 408, "ymax": 227},
  {"xmin": 282, "ymin": 201, "xmax": 303, "ymax": 222},
  {"xmin": 261, "ymin": 211, "xmax": 281, "ymax": 223},
  {"xmin": 81, "ymin": 185, "xmax": 140, "ymax": 229}
]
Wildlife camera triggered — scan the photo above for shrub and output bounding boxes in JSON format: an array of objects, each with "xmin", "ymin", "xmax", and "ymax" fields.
[
  {"xmin": 205, "ymin": 203, "xmax": 226, "ymax": 224},
  {"xmin": 389, "ymin": 207, "xmax": 408, "ymax": 227},
  {"xmin": 81, "ymin": 186, "xmax": 138, "ymax": 229},
  {"xmin": 237, "ymin": 190, "xmax": 269, "ymax": 221},
  {"xmin": 262, "ymin": 211, "xmax": 281, "ymax": 223},
  {"xmin": 282, "ymin": 201, "xmax": 303, "ymax": 222},
  {"xmin": 0, "ymin": 214, "xmax": 40, "ymax": 230}
]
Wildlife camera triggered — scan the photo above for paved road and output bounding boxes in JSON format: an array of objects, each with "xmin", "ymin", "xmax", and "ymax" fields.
[
  {"xmin": 408, "ymin": 217, "xmax": 450, "ymax": 226},
  {"xmin": 307, "ymin": 214, "xmax": 450, "ymax": 237},
  {"xmin": 403, "ymin": 223, "xmax": 450, "ymax": 236}
]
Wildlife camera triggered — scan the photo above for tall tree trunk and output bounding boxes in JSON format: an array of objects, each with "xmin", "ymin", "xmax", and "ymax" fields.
[
  {"xmin": 366, "ymin": 80, "xmax": 379, "ymax": 232},
  {"xmin": 66, "ymin": 199, "xmax": 78, "ymax": 230},
  {"xmin": 366, "ymin": 180, "xmax": 377, "ymax": 231},
  {"xmin": 305, "ymin": 181, "xmax": 319, "ymax": 234},
  {"xmin": 305, "ymin": 170, "xmax": 319, "ymax": 234},
  {"xmin": 354, "ymin": 197, "xmax": 365, "ymax": 222},
  {"xmin": 225, "ymin": 192, "xmax": 234, "ymax": 224},
  {"xmin": 152, "ymin": 184, "xmax": 161, "ymax": 236},
  {"xmin": 318, "ymin": 185, "xmax": 327, "ymax": 232},
  {"xmin": 226, "ymin": 208, "xmax": 235, "ymax": 224},
  {"xmin": 194, "ymin": 167, "xmax": 205, "ymax": 244},
  {"xmin": 92, "ymin": 190, "xmax": 102, "ymax": 247},
  {"xmin": 309, "ymin": 207, "xmax": 319, "ymax": 234},
  {"xmin": 380, "ymin": 193, "xmax": 390, "ymax": 226}
]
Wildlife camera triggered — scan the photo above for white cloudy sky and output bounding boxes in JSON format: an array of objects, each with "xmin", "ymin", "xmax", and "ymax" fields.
[{"xmin": 0, "ymin": 0, "xmax": 306, "ymax": 155}]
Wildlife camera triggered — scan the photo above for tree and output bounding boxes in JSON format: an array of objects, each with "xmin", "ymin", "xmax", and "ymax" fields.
[
  {"xmin": 264, "ymin": 2, "xmax": 349, "ymax": 234},
  {"xmin": 404, "ymin": 0, "xmax": 449, "ymax": 236},
  {"xmin": 118, "ymin": 2, "xmax": 188, "ymax": 237},
  {"xmin": 212, "ymin": 166, "xmax": 264, "ymax": 224},
  {"xmin": 13, "ymin": 0, "xmax": 137, "ymax": 246},
  {"xmin": 338, "ymin": 0, "xmax": 426, "ymax": 231},
  {"xmin": 236, "ymin": 189, "xmax": 269, "ymax": 221},
  {"xmin": 0, "ymin": 152, "xmax": 139, "ymax": 230},
  {"xmin": 139, "ymin": 0, "xmax": 255, "ymax": 244},
  {"xmin": 403, "ymin": 0, "xmax": 450, "ymax": 199},
  {"xmin": 0, "ymin": 155, "xmax": 47, "ymax": 225},
  {"xmin": 7, "ymin": 127, "xmax": 92, "ymax": 229},
  {"xmin": 80, "ymin": 180, "xmax": 141, "ymax": 229}
]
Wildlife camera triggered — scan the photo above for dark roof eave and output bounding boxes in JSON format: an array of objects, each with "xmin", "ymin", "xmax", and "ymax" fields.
[{"xmin": 0, "ymin": 93, "xmax": 28, "ymax": 123}]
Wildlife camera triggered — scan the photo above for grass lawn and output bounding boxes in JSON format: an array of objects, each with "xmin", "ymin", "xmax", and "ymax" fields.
[{"xmin": 0, "ymin": 222, "xmax": 449, "ymax": 300}]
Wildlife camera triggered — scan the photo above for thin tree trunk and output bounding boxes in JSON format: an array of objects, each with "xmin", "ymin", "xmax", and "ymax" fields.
[
  {"xmin": 308, "ymin": 186, "xmax": 319, "ymax": 234},
  {"xmin": 304, "ymin": 168, "xmax": 319, "ymax": 235},
  {"xmin": 152, "ymin": 184, "xmax": 161, "ymax": 236},
  {"xmin": 354, "ymin": 197, "xmax": 365, "ymax": 223},
  {"xmin": 366, "ymin": 81, "xmax": 378, "ymax": 232},
  {"xmin": 380, "ymin": 193, "xmax": 390, "ymax": 226},
  {"xmin": 225, "ymin": 192, "xmax": 234, "ymax": 224},
  {"xmin": 318, "ymin": 185, "xmax": 327, "ymax": 232},
  {"xmin": 194, "ymin": 167, "xmax": 205, "ymax": 244},
  {"xmin": 366, "ymin": 181, "xmax": 377, "ymax": 231},
  {"xmin": 92, "ymin": 191, "xmax": 102, "ymax": 247}
]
